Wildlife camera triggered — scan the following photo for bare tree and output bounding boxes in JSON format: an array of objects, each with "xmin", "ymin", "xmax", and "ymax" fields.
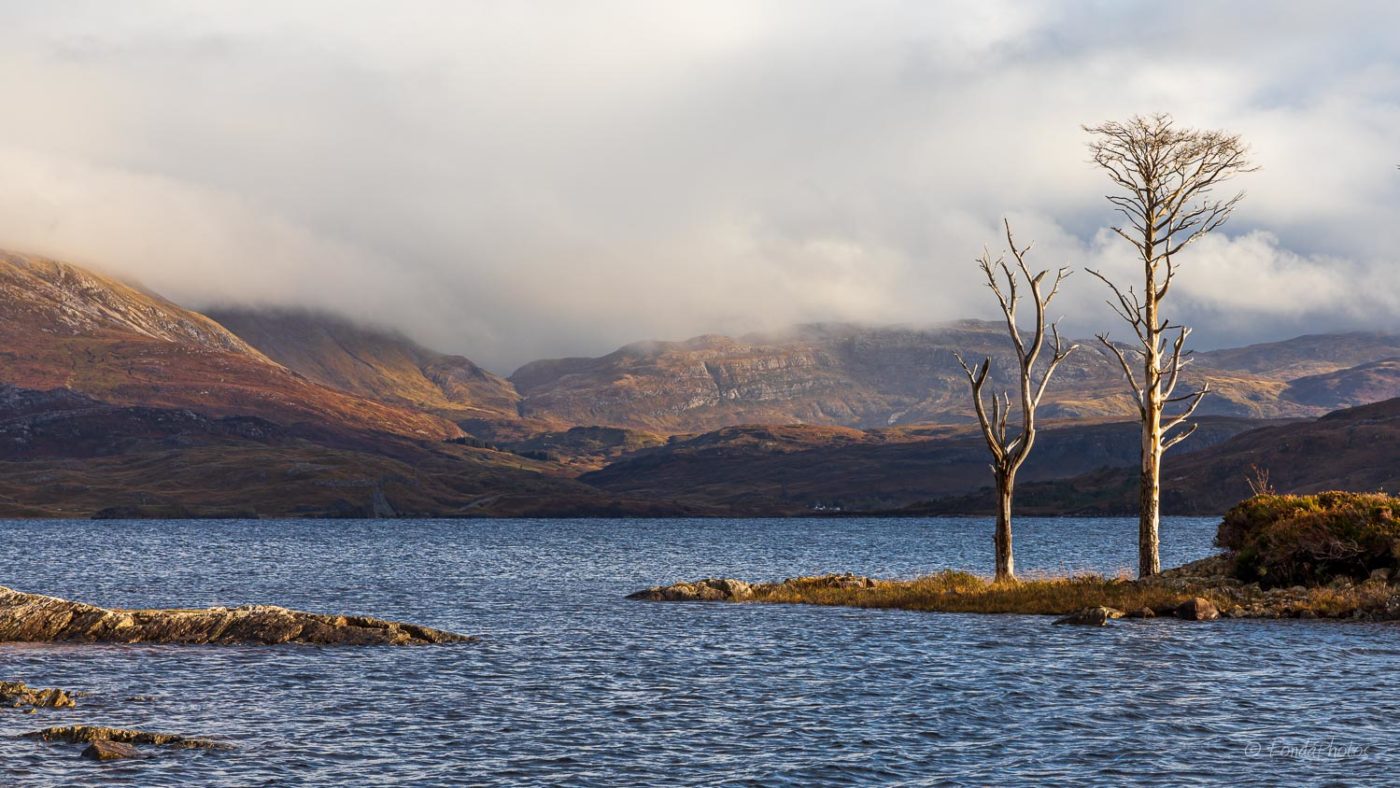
[
  {"xmin": 955, "ymin": 220, "xmax": 1075, "ymax": 582},
  {"xmin": 1083, "ymin": 113, "xmax": 1256, "ymax": 577}
]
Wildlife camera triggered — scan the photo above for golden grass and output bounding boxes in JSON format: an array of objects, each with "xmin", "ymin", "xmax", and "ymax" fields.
[
  {"xmin": 742, "ymin": 569, "xmax": 1397, "ymax": 619},
  {"xmin": 751, "ymin": 571, "xmax": 1220, "ymax": 616}
]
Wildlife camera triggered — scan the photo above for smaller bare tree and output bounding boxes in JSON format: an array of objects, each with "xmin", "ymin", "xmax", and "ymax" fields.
[{"xmin": 955, "ymin": 220, "xmax": 1076, "ymax": 582}]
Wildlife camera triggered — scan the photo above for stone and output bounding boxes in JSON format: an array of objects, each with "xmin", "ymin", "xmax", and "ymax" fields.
[
  {"xmin": 1226, "ymin": 606, "xmax": 1247, "ymax": 618},
  {"xmin": 81, "ymin": 740, "xmax": 141, "ymax": 761},
  {"xmin": 0, "ymin": 586, "xmax": 470, "ymax": 646},
  {"xmin": 0, "ymin": 681, "xmax": 76, "ymax": 709},
  {"xmin": 27, "ymin": 725, "xmax": 230, "ymax": 751},
  {"xmin": 627, "ymin": 578, "xmax": 754, "ymax": 602},
  {"xmin": 1175, "ymin": 597, "xmax": 1219, "ymax": 621},
  {"xmin": 1299, "ymin": 609, "xmax": 1319, "ymax": 619},
  {"xmin": 1054, "ymin": 607, "xmax": 1124, "ymax": 626}
]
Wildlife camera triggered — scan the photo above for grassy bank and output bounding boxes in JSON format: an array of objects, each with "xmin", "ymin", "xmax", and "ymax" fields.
[
  {"xmin": 752, "ymin": 571, "xmax": 1210, "ymax": 616},
  {"xmin": 748, "ymin": 567, "xmax": 1398, "ymax": 619},
  {"xmin": 631, "ymin": 493, "xmax": 1400, "ymax": 621}
]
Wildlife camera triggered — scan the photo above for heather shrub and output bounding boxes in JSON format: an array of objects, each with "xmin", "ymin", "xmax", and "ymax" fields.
[{"xmin": 1217, "ymin": 492, "xmax": 1400, "ymax": 587}]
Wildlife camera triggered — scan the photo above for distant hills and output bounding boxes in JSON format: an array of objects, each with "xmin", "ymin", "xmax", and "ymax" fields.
[
  {"xmin": 510, "ymin": 323, "xmax": 1400, "ymax": 432},
  {"xmin": 0, "ymin": 249, "xmax": 1396, "ymax": 517}
]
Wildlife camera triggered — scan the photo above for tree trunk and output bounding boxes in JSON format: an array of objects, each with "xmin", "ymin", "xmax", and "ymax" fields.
[
  {"xmin": 994, "ymin": 472, "xmax": 1015, "ymax": 582},
  {"xmin": 1140, "ymin": 378, "xmax": 1163, "ymax": 579}
]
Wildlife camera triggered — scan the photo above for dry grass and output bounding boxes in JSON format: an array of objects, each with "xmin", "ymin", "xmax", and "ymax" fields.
[
  {"xmin": 751, "ymin": 571, "xmax": 1223, "ymax": 616},
  {"xmin": 738, "ymin": 568, "xmax": 1400, "ymax": 619}
]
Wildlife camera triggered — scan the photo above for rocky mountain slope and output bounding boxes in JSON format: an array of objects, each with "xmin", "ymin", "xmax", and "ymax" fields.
[
  {"xmin": 0, "ymin": 253, "xmax": 458, "ymax": 440},
  {"xmin": 510, "ymin": 323, "xmax": 1400, "ymax": 433}
]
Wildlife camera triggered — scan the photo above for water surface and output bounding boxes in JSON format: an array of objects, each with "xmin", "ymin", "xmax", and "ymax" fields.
[{"xmin": 0, "ymin": 517, "xmax": 1395, "ymax": 785}]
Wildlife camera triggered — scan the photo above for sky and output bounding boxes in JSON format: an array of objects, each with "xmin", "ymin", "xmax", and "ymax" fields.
[{"xmin": 0, "ymin": 1, "xmax": 1396, "ymax": 372}]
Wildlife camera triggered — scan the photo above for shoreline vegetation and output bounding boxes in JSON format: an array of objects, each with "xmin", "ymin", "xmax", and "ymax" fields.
[{"xmin": 630, "ymin": 493, "xmax": 1400, "ymax": 623}]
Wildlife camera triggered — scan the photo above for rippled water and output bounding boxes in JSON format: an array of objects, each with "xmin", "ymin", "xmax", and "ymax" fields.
[{"xmin": 0, "ymin": 516, "xmax": 1396, "ymax": 785}]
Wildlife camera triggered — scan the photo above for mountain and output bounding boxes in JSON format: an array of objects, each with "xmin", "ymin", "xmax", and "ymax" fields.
[
  {"xmin": 1194, "ymin": 332, "xmax": 1400, "ymax": 379},
  {"xmin": 1158, "ymin": 396, "xmax": 1400, "ymax": 512},
  {"xmin": 1280, "ymin": 358, "xmax": 1400, "ymax": 409},
  {"xmin": 911, "ymin": 397, "xmax": 1400, "ymax": 516},
  {"xmin": 579, "ymin": 416, "xmax": 1274, "ymax": 514},
  {"xmin": 2, "ymin": 247, "xmax": 1398, "ymax": 519},
  {"xmin": 511, "ymin": 322, "xmax": 1400, "ymax": 433},
  {"xmin": 0, "ymin": 252, "xmax": 459, "ymax": 440},
  {"xmin": 208, "ymin": 307, "xmax": 525, "ymax": 425}
]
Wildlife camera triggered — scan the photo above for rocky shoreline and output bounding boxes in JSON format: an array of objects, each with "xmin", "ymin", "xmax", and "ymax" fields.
[
  {"xmin": 0, "ymin": 585, "xmax": 471, "ymax": 645},
  {"xmin": 0, "ymin": 586, "xmax": 471, "ymax": 761}
]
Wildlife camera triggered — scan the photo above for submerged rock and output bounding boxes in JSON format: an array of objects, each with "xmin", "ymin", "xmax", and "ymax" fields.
[
  {"xmin": 0, "ymin": 681, "xmax": 76, "ymax": 709},
  {"xmin": 81, "ymin": 740, "xmax": 143, "ymax": 761},
  {"xmin": 0, "ymin": 586, "xmax": 470, "ymax": 645},
  {"xmin": 27, "ymin": 724, "xmax": 230, "ymax": 750},
  {"xmin": 1054, "ymin": 607, "xmax": 1124, "ymax": 626},
  {"xmin": 1174, "ymin": 597, "xmax": 1220, "ymax": 621}
]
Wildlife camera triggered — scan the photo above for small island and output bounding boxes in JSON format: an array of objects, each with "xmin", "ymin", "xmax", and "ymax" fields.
[{"xmin": 630, "ymin": 492, "xmax": 1400, "ymax": 624}]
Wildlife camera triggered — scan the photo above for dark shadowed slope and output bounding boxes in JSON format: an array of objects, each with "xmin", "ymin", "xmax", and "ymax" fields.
[
  {"xmin": 910, "ymin": 398, "xmax": 1400, "ymax": 517},
  {"xmin": 581, "ymin": 417, "xmax": 1273, "ymax": 514},
  {"xmin": 0, "ymin": 384, "xmax": 678, "ymax": 518}
]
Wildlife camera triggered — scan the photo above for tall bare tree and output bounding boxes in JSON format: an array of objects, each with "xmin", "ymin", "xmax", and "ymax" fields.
[
  {"xmin": 1083, "ymin": 113, "xmax": 1256, "ymax": 577},
  {"xmin": 955, "ymin": 220, "xmax": 1075, "ymax": 582}
]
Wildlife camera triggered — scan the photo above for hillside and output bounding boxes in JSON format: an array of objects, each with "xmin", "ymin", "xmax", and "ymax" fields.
[
  {"xmin": 0, "ymin": 252, "xmax": 459, "ymax": 440},
  {"xmin": 911, "ymin": 397, "xmax": 1400, "ymax": 516},
  {"xmin": 0, "ymin": 384, "xmax": 681, "ymax": 518},
  {"xmin": 511, "ymin": 323, "xmax": 1400, "ymax": 433},
  {"xmin": 580, "ymin": 416, "xmax": 1273, "ymax": 514},
  {"xmin": 1280, "ymin": 358, "xmax": 1400, "ymax": 409},
  {"xmin": 208, "ymin": 307, "xmax": 527, "ymax": 427}
]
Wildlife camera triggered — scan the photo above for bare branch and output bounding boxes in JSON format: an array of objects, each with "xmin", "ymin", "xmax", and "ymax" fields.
[
  {"xmin": 1085, "ymin": 114, "xmax": 1252, "ymax": 576},
  {"xmin": 1097, "ymin": 334, "xmax": 1144, "ymax": 411}
]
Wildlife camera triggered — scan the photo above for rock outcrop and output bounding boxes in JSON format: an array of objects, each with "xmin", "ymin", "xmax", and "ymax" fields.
[
  {"xmin": 1054, "ymin": 607, "xmax": 1125, "ymax": 626},
  {"xmin": 27, "ymin": 725, "xmax": 229, "ymax": 750},
  {"xmin": 1174, "ymin": 597, "xmax": 1220, "ymax": 621},
  {"xmin": 0, "ymin": 586, "xmax": 470, "ymax": 645},
  {"xmin": 627, "ymin": 578, "xmax": 755, "ymax": 602},
  {"xmin": 0, "ymin": 680, "xmax": 77, "ymax": 709},
  {"xmin": 628, "ymin": 573, "xmax": 881, "ymax": 602}
]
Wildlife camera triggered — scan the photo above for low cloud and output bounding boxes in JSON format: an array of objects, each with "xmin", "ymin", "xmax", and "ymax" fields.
[{"xmin": 0, "ymin": 2, "xmax": 1396, "ymax": 371}]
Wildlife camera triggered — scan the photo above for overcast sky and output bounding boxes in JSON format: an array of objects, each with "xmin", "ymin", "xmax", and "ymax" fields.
[{"xmin": 0, "ymin": 1, "xmax": 1396, "ymax": 371}]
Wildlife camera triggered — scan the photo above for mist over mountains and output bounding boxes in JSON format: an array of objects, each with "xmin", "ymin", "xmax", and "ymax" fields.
[
  {"xmin": 1, "ymin": 3, "xmax": 1399, "ymax": 369},
  {"xmin": 0, "ymin": 248, "xmax": 1396, "ymax": 518}
]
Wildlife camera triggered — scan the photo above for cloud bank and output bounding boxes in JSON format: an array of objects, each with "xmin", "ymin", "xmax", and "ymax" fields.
[{"xmin": 0, "ymin": 1, "xmax": 1396, "ymax": 370}]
